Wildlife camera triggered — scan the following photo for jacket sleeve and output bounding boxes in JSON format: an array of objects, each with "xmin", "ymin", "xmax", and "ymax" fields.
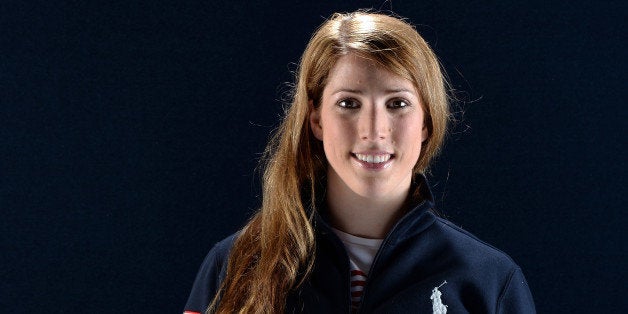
[
  {"xmin": 183, "ymin": 235, "xmax": 236, "ymax": 314},
  {"xmin": 497, "ymin": 267, "xmax": 536, "ymax": 314}
]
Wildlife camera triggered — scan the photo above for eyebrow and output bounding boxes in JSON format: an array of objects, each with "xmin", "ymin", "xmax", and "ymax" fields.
[
  {"xmin": 331, "ymin": 88, "xmax": 363, "ymax": 95},
  {"xmin": 330, "ymin": 88, "xmax": 415, "ymax": 95},
  {"xmin": 385, "ymin": 88, "xmax": 415, "ymax": 94}
]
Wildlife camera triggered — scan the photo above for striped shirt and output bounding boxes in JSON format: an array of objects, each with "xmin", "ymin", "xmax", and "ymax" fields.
[
  {"xmin": 349, "ymin": 261, "xmax": 368, "ymax": 311},
  {"xmin": 331, "ymin": 228, "xmax": 383, "ymax": 312}
]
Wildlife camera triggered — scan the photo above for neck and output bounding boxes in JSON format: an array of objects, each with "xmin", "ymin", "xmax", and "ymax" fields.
[{"xmin": 325, "ymin": 175, "xmax": 411, "ymax": 239}]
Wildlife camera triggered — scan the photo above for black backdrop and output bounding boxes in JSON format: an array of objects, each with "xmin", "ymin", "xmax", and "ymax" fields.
[{"xmin": 2, "ymin": 1, "xmax": 626, "ymax": 313}]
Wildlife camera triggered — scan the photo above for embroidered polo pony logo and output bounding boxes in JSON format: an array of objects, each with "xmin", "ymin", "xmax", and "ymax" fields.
[{"xmin": 430, "ymin": 281, "xmax": 448, "ymax": 314}]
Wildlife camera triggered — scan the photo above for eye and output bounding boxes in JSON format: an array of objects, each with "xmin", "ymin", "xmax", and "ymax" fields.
[
  {"xmin": 388, "ymin": 99, "xmax": 410, "ymax": 109},
  {"xmin": 338, "ymin": 98, "xmax": 360, "ymax": 109}
]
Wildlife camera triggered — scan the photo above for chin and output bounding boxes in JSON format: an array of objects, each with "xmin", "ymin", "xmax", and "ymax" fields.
[{"xmin": 349, "ymin": 183, "xmax": 393, "ymax": 200}]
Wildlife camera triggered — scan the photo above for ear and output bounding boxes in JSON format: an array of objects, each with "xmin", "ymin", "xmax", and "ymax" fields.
[
  {"xmin": 421, "ymin": 125, "xmax": 429, "ymax": 143},
  {"xmin": 309, "ymin": 100, "xmax": 323, "ymax": 141}
]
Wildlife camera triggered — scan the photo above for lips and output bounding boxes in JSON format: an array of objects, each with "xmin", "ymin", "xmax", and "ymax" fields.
[
  {"xmin": 354, "ymin": 153, "xmax": 392, "ymax": 163},
  {"xmin": 352, "ymin": 152, "xmax": 394, "ymax": 170}
]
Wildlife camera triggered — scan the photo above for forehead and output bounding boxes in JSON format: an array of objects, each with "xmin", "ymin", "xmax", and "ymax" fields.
[{"xmin": 324, "ymin": 53, "xmax": 416, "ymax": 93}]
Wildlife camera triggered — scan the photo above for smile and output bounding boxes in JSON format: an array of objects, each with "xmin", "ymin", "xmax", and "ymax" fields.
[{"xmin": 354, "ymin": 153, "xmax": 392, "ymax": 164}]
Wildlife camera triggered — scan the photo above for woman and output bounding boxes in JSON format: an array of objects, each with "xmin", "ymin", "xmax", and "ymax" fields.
[{"xmin": 184, "ymin": 11, "xmax": 535, "ymax": 313}]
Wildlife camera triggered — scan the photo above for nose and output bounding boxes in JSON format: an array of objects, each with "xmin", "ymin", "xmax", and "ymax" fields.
[{"xmin": 359, "ymin": 104, "xmax": 389, "ymax": 141}]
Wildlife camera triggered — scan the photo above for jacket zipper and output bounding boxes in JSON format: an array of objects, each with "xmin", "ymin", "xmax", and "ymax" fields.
[{"xmin": 355, "ymin": 200, "xmax": 428, "ymax": 314}]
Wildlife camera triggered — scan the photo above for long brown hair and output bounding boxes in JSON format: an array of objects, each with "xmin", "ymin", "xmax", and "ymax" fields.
[{"xmin": 208, "ymin": 11, "xmax": 450, "ymax": 313}]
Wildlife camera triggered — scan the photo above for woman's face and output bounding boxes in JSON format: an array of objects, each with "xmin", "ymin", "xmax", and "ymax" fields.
[{"xmin": 310, "ymin": 53, "xmax": 428, "ymax": 200}]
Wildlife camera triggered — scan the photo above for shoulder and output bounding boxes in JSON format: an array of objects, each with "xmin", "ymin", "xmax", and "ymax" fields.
[
  {"xmin": 195, "ymin": 233, "xmax": 238, "ymax": 283},
  {"xmin": 205, "ymin": 233, "xmax": 238, "ymax": 266},
  {"xmin": 425, "ymin": 216, "xmax": 536, "ymax": 312},
  {"xmin": 430, "ymin": 216, "xmax": 519, "ymax": 273},
  {"xmin": 183, "ymin": 233, "xmax": 238, "ymax": 314}
]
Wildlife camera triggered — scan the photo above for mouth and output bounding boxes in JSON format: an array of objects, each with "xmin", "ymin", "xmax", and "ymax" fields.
[
  {"xmin": 354, "ymin": 153, "xmax": 392, "ymax": 164},
  {"xmin": 352, "ymin": 153, "xmax": 394, "ymax": 170}
]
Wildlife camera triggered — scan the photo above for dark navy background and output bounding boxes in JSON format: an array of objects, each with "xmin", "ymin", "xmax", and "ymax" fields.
[{"xmin": 2, "ymin": 1, "xmax": 625, "ymax": 312}]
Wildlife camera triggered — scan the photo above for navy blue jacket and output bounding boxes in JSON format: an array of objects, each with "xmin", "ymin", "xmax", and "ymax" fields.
[{"xmin": 184, "ymin": 177, "xmax": 535, "ymax": 313}]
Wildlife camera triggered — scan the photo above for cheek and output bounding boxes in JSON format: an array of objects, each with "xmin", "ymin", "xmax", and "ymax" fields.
[
  {"xmin": 322, "ymin": 114, "xmax": 353, "ymax": 140},
  {"xmin": 394, "ymin": 117, "xmax": 425, "ymax": 149},
  {"xmin": 323, "ymin": 124, "xmax": 349, "ymax": 153},
  {"xmin": 320, "ymin": 115, "xmax": 355, "ymax": 160}
]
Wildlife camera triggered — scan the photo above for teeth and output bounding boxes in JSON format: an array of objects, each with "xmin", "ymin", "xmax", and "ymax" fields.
[{"xmin": 355, "ymin": 153, "xmax": 391, "ymax": 163}]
